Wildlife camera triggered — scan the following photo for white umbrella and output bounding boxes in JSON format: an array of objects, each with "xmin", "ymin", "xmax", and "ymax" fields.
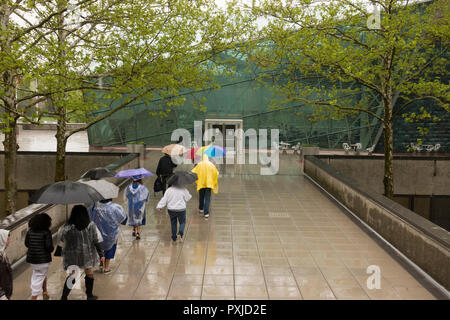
[
  {"xmin": 161, "ymin": 144, "xmax": 187, "ymax": 156},
  {"xmin": 80, "ymin": 179, "xmax": 119, "ymax": 199}
]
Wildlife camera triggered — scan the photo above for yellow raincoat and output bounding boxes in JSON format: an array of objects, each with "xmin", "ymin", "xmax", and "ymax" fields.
[{"xmin": 191, "ymin": 155, "xmax": 219, "ymax": 194}]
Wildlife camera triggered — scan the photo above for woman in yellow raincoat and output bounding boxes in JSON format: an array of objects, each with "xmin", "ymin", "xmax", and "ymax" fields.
[{"xmin": 191, "ymin": 155, "xmax": 219, "ymax": 219}]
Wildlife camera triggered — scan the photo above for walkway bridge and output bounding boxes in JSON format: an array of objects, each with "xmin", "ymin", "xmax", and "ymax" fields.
[{"xmin": 6, "ymin": 151, "xmax": 448, "ymax": 300}]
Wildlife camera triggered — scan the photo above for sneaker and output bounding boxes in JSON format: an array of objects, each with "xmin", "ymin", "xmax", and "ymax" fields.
[
  {"xmin": 204, "ymin": 214, "xmax": 209, "ymax": 218},
  {"xmin": 198, "ymin": 209, "xmax": 204, "ymax": 214},
  {"xmin": 177, "ymin": 234, "xmax": 183, "ymax": 243},
  {"xmin": 103, "ymin": 269, "xmax": 112, "ymax": 274}
]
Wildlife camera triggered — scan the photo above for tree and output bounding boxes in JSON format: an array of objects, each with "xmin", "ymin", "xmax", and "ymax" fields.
[
  {"xmin": 249, "ymin": 0, "xmax": 449, "ymax": 198},
  {"xmin": 0, "ymin": 0, "xmax": 76, "ymax": 215},
  {"xmin": 26, "ymin": 0, "xmax": 251, "ymax": 182}
]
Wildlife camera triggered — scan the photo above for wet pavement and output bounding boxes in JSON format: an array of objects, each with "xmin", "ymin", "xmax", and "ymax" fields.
[{"xmin": 11, "ymin": 173, "xmax": 436, "ymax": 300}]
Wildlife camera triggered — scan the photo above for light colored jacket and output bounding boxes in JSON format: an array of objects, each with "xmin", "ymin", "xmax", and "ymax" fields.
[
  {"xmin": 157, "ymin": 186, "xmax": 192, "ymax": 211},
  {"xmin": 90, "ymin": 201, "xmax": 127, "ymax": 251},
  {"xmin": 0, "ymin": 229, "xmax": 12, "ymax": 300}
]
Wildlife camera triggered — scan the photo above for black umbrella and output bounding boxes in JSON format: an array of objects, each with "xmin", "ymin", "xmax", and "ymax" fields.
[
  {"xmin": 81, "ymin": 167, "xmax": 116, "ymax": 180},
  {"xmin": 167, "ymin": 171, "xmax": 198, "ymax": 186},
  {"xmin": 30, "ymin": 181, "xmax": 105, "ymax": 205}
]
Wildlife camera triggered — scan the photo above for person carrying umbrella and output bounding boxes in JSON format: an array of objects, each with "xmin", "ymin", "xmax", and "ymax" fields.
[
  {"xmin": 156, "ymin": 172, "xmax": 196, "ymax": 243},
  {"xmin": 125, "ymin": 175, "xmax": 150, "ymax": 240},
  {"xmin": 89, "ymin": 199, "xmax": 127, "ymax": 273},
  {"xmin": 58, "ymin": 205, "xmax": 105, "ymax": 300},
  {"xmin": 191, "ymin": 155, "xmax": 219, "ymax": 219},
  {"xmin": 156, "ymin": 150, "xmax": 178, "ymax": 195}
]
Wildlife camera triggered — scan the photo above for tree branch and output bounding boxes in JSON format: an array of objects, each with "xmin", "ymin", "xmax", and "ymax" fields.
[
  {"xmin": 65, "ymin": 86, "xmax": 156, "ymax": 139},
  {"xmin": 290, "ymin": 96, "xmax": 384, "ymax": 122},
  {"xmin": 392, "ymin": 95, "xmax": 446, "ymax": 118},
  {"xmin": 403, "ymin": 45, "xmax": 450, "ymax": 84}
]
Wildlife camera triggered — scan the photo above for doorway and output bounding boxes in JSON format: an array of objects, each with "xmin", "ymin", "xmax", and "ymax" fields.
[{"xmin": 204, "ymin": 119, "xmax": 243, "ymax": 168}]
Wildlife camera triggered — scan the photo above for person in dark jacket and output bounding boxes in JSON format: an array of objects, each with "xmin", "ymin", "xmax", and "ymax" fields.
[
  {"xmin": 156, "ymin": 153, "xmax": 177, "ymax": 195},
  {"xmin": 0, "ymin": 229, "xmax": 12, "ymax": 300},
  {"xmin": 58, "ymin": 205, "xmax": 104, "ymax": 300},
  {"xmin": 25, "ymin": 213, "xmax": 54, "ymax": 300}
]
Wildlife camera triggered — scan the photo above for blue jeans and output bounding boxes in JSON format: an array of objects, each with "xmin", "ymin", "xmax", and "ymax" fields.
[
  {"xmin": 199, "ymin": 188, "xmax": 212, "ymax": 215},
  {"xmin": 168, "ymin": 210, "xmax": 186, "ymax": 241}
]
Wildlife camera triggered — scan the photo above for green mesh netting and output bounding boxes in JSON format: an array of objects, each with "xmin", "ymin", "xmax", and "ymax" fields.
[{"xmin": 87, "ymin": 51, "xmax": 383, "ymax": 149}]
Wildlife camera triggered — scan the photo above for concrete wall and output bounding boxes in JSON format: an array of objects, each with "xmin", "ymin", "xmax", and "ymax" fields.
[
  {"xmin": 142, "ymin": 149, "xmax": 302, "ymax": 176},
  {"xmin": 0, "ymin": 153, "xmax": 139, "ymax": 266},
  {"xmin": 0, "ymin": 151, "xmax": 132, "ymax": 190},
  {"xmin": 304, "ymin": 156, "xmax": 450, "ymax": 290},
  {"xmin": 317, "ymin": 155, "xmax": 450, "ymax": 196}
]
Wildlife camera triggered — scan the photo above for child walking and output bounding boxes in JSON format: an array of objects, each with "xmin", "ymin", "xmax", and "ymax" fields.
[
  {"xmin": 156, "ymin": 181, "xmax": 192, "ymax": 243},
  {"xmin": 25, "ymin": 213, "xmax": 54, "ymax": 300}
]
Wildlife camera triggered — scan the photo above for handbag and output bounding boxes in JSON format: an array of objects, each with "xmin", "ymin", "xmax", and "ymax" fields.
[
  {"xmin": 154, "ymin": 176, "xmax": 164, "ymax": 192},
  {"xmin": 54, "ymin": 245, "xmax": 63, "ymax": 257}
]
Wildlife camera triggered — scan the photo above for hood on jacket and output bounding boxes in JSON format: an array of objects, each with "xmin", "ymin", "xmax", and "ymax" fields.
[
  {"xmin": 191, "ymin": 155, "xmax": 219, "ymax": 193},
  {"xmin": 0, "ymin": 229, "xmax": 10, "ymax": 256},
  {"xmin": 201, "ymin": 154, "xmax": 210, "ymax": 163}
]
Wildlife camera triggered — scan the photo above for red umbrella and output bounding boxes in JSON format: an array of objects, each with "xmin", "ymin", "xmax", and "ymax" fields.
[{"xmin": 184, "ymin": 147, "xmax": 201, "ymax": 160}]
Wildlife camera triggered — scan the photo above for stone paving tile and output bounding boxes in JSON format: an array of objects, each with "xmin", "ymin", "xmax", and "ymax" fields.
[{"xmin": 10, "ymin": 173, "xmax": 436, "ymax": 300}]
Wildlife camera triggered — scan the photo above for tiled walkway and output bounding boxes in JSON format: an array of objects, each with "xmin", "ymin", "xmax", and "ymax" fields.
[{"xmin": 11, "ymin": 174, "xmax": 436, "ymax": 300}]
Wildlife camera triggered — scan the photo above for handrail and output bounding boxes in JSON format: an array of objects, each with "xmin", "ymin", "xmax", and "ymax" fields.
[
  {"xmin": 305, "ymin": 155, "xmax": 450, "ymax": 249},
  {"xmin": 0, "ymin": 152, "xmax": 139, "ymax": 231}
]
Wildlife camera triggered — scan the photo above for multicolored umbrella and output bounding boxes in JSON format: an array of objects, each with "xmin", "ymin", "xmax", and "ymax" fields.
[
  {"xmin": 184, "ymin": 147, "xmax": 201, "ymax": 160},
  {"xmin": 196, "ymin": 145, "xmax": 226, "ymax": 158},
  {"xmin": 114, "ymin": 168, "xmax": 154, "ymax": 180}
]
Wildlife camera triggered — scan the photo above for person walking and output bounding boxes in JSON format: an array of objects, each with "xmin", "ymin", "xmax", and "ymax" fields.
[
  {"xmin": 156, "ymin": 180, "xmax": 192, "ymax": 243},
  {"xmin": 89, "ymin": 199, "xmax": 127, "ymax": 273},
  {"xmin": 0, "ymin": 229, "xmax": 13, "ymax": 300},
  {"xmin": 191, "ymin": 154, "xmax": 219, "ymax": 219},
  {"xmin": 25, "ymin": 213, "xmax": 54, "ymax": 300},
  {"xmin": 125, "ymin": 178, "xmax": 150, "ymax": 240},
  {"xmin": 58, "ymin": 205, "xmax": 104, "ymax": 300},
  {"xmin": 156, "ymin": 153, "xmax": 177, "ymax": 195}
]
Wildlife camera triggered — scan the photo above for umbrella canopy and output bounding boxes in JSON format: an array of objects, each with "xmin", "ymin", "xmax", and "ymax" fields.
[
  {"xmin": 115, "ymin": 168, "xmax": 154, "ymax": 179},
  {"xmin": 196, "ymin": 145, "xmax": 226, "ymax": 157},
  {"xmin": 161, "ymin": 144, "xmax": 187, "ymax": 156},
  {"xmin": 80, "ymin": 179, "xmax": 119, "ymax": 199},
  {"xmin": 81, "ymin": 167, "xmax": 116, "ymax": 180},
  {"xmin": 30, "ymin": 181, "xmax": 105, "ymax": 205},
  {"xmin": 167, "ymin": 171, "xmax": 198, "ymax": 186},
  {"xmin": 184, "ymin": 147, "xmax": 201, "ymax": 160}
]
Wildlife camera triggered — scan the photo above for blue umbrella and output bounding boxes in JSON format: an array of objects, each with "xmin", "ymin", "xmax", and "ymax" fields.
[
  {"xmin": 201, "ymin": 145, "xmax": 226, "ymax": 158},
  {"xmin": 115, "ymin": 168, "xmax": 154, "ymax": 180}
]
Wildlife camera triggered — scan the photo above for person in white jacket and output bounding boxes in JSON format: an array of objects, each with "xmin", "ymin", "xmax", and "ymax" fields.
[{"xmin": 156, "ymin": 184, "xmax": 192, "ymax": 243}]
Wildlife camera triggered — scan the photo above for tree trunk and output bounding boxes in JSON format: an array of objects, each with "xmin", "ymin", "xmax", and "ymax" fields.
[
  {"xmin": 53, "ymin": 3, "xmax": 69, "ymax": 183},
  {"xmin": 0, "ymin": 0, "xmax": 18, "ymax": 216},
  {"xmin": 383, "ymin": 101, "xmax": 394, "ymax": 199},
  {"xmin": 3, "ymin": 115, "xmax": 19, "ymax": 216},
  {"xmin": 55, "ymin": 109, "xmax": 68, "ymax": 182}
]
